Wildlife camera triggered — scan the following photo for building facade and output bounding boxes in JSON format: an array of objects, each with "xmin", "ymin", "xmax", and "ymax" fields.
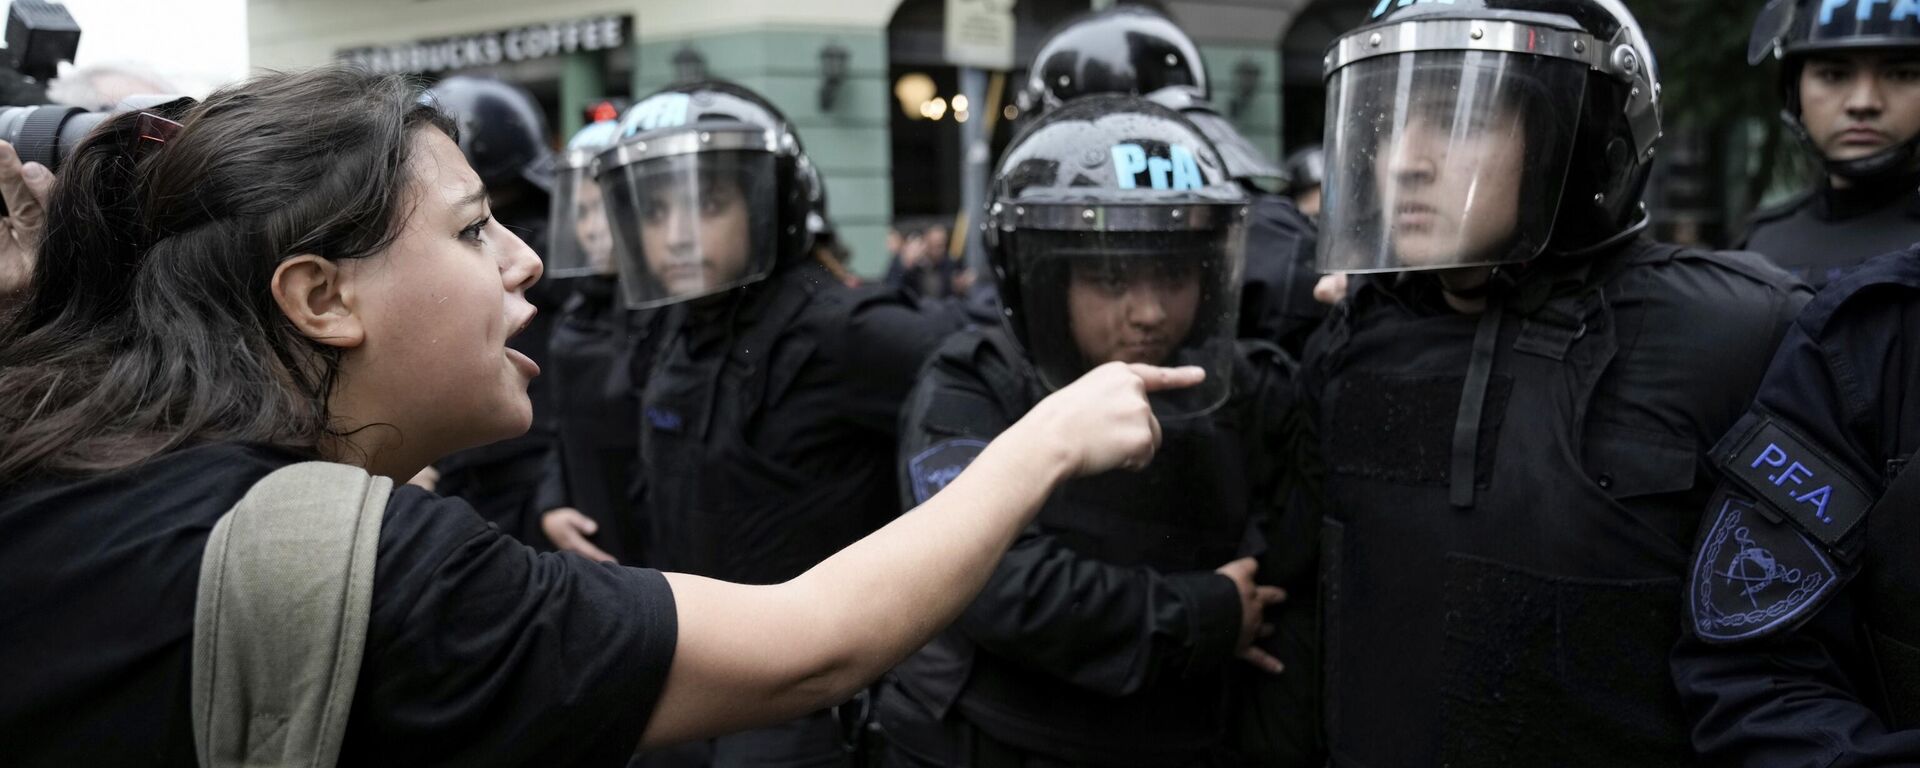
[{"xmin": 247, "ymin": 0, "xmax": 1325, "ymax": 276}]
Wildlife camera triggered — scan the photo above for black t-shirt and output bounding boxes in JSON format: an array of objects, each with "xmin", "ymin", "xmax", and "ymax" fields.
[{"xmin": 0, "ymin": 442, "xmax": 678, "ymax": 766}]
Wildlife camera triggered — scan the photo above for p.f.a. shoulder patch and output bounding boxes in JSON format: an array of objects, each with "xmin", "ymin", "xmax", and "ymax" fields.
[
  {"xmin": 1717, "ymin": 417, "xmax": 1873, "ymax": 549},
  {"xmin": 909, "ymin": 439, "xmax": 989, "ymax": 505},
  {"xmin": 1690, "ymin": 494, "xmax": 1842, "ymax": 644}
]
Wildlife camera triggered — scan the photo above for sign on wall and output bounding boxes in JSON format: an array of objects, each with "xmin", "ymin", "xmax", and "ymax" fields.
[
  {"xmin": 945, "ymin": 0, "xmax": 1015, "ymax": 70},
  {"xmin": 338, "ymin": 15, "xmax": 630, "ymax": 75}
]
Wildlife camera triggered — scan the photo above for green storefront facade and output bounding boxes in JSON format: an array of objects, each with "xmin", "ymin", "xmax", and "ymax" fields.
[{"xmin": 248, "ymin": 0, "xmax": 1323, "ymax": 277}]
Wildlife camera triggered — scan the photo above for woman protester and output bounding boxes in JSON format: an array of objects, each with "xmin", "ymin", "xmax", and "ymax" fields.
[{"xmin": 0, "ymin": 66, "xmax": 1199, "ymax": 766}]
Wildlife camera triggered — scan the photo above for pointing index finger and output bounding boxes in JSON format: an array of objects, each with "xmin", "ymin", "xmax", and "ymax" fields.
[{"xmin": 1128, "ymin": 364, "xmax": 1205, "ymax": 393}]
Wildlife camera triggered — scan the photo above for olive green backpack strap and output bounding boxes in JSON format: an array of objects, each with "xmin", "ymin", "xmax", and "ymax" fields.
[{"xmin": 191, "ymin": 461, "xmax": 392, "ymax": 768}]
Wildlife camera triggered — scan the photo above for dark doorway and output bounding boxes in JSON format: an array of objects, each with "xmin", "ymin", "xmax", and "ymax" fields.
[
  {"xmin": 1278, "ymin": 0, "xmax": 1369, "ymax": 154},
  {"xmin": 886, "ymin": 0, "xmax": 1092, "ymax": 220}
]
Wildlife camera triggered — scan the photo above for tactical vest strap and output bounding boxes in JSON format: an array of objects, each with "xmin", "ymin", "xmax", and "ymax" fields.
[{"xmin": 1450, "ymin": 301, "xmax": 1505, "ymax": 509}]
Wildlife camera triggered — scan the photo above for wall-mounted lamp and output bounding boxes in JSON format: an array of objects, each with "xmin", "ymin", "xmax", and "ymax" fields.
[
  {"xmin": 673, "ymin": 46, "xmax": 709, "ymax": 83},
  {"xmin": 895, "ymin": 72, "xmax": 935, "ymax": 119},
  {"xmin": 819, "ymin": 42, "xmax": 850, "ymax": 112},
  {"xmin": 1229, "ymin": 58, "xmax": 1262, "ymax": 119}
]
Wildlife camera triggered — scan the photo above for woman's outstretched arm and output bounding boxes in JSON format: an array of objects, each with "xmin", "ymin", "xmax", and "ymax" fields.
[{"xmin": 640, "ymin": 362, "xmax": 1203, "ymax": 746}]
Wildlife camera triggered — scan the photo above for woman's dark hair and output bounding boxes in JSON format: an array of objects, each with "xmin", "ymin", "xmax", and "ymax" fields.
[{"xmin": 0, "ymin": 65, "xmax": 457, "ymax": 483}]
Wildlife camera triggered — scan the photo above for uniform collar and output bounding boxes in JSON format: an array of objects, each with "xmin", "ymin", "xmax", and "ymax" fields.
[{"xmin": 1814, "ymin": 170, "xmax": 1920, "ymax": 221}]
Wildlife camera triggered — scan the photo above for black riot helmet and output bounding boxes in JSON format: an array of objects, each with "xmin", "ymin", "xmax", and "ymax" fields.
[
  {"xmin": 424, "ymin": 75, "xmax": 555, "ymax": 193},
  {"xmin": 1284, "ymin": 145, "xmax": 1325, "ymax": 195},
  {"xmin": 986, "ymin": 95, "xmax": 1248, "ymax": 417},
  {"xmin": 1021, "ymin": 6, "xmax": 1207, "ymax": 112},
  {"xmin": 1318, "ymin": 0, "xmax": 1662, "ymax": 275},
  {"xmin": 547, "ymin": 120, "xmax": 623, "ymax": 278},
  {"xmin": 1750, "ymin": 0, "xmax": 1920, "ymax": 180},
  {"xmin": 596, "ymin": 81, "xmax": 816, "ymax": 309},
  {"xmin": 1143, "ymin": 86, "xmax": 1288, "ymax": 186},
  {"xmin": 1022, "ymin": 6, "xmax": 1285, "ymax": 184}
]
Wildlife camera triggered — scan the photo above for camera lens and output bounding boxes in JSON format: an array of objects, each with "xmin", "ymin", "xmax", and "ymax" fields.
[
  {"xmin": 0, "ymin": 104, "xmax": 105, "ymax": 215},
  {"xmin": 0, "ymin": 104, "xmax": 102, "ymax": 171}
]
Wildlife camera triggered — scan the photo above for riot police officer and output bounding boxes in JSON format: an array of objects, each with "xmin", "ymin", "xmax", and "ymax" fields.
[
  {"xmin": 1301, "ymin": 1, "xmax": 1810, "ymax": 764},
  {"xmin": 419, "ymin": 75, "xmax": 564, "ymax": 546},
  {"xmin": 597, "ymin": 81, "xmax": 963, "ymax": 767},
  {"xmin": 536, "ymin": 119, "xmax": 657, "ymax": 564},
  {"xmin": 1669, "ymin": 247, "xmax": 1920, "ymax": 765},
  {"xmin": 1018, "ymin": 5, "xmax": 1324, "ymax": 354},
  {"xmin": 878, "ymin": 95, "xmax": 1300, "ymax": 768},
  {"xmin": 1742, "ymin": 0, "xmax": 1920, "ymax": 287}
]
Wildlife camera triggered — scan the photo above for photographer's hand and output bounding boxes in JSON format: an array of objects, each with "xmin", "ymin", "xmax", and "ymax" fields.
[{"xmin": 0, "ymin": 141, "xmax": 53, "ymax": 300}]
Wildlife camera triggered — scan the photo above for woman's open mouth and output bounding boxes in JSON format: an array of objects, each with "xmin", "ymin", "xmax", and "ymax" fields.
[{"xmin": 506, "ymin": 347, "xmax": 541, "ymax": 378}]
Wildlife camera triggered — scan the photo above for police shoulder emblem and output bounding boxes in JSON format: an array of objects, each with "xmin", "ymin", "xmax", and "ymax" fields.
[
  {"xmin": 1690, "ymin": 494, "xmax": 1843, "ymax": 644},
  {"xmin": 1717, "ymin": 417, "xmax": 1873, "ymax": 548},
  {"xmin": 909, "ymin": 439, "xmax": 990, "ymax": 505}
]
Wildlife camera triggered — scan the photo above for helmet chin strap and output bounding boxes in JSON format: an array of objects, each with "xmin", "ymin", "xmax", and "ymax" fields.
[
  {"xmin": 1437, "ymin": 265, "xmax": 1506, "ymax": 301},
  {"xmin": 1552, "ymin": 210, "xmax": 1651, "ymax": 260},
  {"xmin": 1784, "ymin": 108, "xmax": 1920, "ymax": 181},
  {"xmin": 1437, "ymin": 209, "xmax": 1653, "ymax": 302}
]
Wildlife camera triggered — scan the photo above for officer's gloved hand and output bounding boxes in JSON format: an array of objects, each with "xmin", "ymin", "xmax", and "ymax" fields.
[
  {"xmin": 542, "ymin": 507, "xmax": 616, "ymax": 563},
  {"xmin": 0, "ymin": 141, "xmax": 54, "ymax": 302},
  {"xmin": 1019, "ymin": 361, "xmax": 1204, "ymax": 477},
  {"xmin": 1216, "ymin": 556, "xmax": 1287, "ymax": 673}
]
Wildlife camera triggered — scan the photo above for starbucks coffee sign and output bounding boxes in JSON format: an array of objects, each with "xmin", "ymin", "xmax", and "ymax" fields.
[{"xmin": 339, "ymin": 15, "xmax": 630, "ymax": 75}]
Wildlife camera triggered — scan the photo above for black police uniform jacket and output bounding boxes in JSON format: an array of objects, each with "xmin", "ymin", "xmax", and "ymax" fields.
[
  {"xmin": 636, "ymin": 260, "xmax": 962, "ymax": 584},
  {"xmin": 1299, "ymin": 237, "xmax": 1808, "ymax": 767},
  {"xmin": 1741, "ymin": 172, "xmax": 1920, "ymax": 290},
  {"xmin": 534, "ymin": 275, "xmax": 661, "ymax": 563},
  {"xmin": 1675, "ymin": 245, "xmax": 1920, "ymax": 765},
  {"xmin": 1240, "ymin": 192, "xmax": 1326, "ymax": 355},
  {"xmin": 882, "ymin": 327, "xmax": 1309, "ymax": 767}
]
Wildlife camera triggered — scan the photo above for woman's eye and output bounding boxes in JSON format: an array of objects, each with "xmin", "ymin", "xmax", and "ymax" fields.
[{"xmin": 461, "ymin": 217, "xmax": 490, "ymax": 243}]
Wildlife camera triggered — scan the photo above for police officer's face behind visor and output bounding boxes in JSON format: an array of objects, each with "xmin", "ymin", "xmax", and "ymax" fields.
[
  {"xmin": 1375, "ymin": 100, "xmax": 1525, "ymax": 268},
  {"xmin": 1799, "ymin": 52, "xmax": 1920, "ymax": 165},
  {"xmin": 1067, "ymin": 259, "xmax": 1200, "ymax": 367},
  {"xmin": 639, "ymin": 174, "xmax": 751, "ymax": 295},
  {"xmin": 574, "ymin": 181, "xmax": 616, "ymax": 275}
]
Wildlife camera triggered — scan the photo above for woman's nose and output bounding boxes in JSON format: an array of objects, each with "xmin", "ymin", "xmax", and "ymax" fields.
[{"xmin": 502, "ymin": 227, "xmax": 543, "ymax": 293}]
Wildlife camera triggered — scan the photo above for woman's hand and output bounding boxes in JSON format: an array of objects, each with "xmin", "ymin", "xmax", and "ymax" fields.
[{"xmin": 1017, "ymin": 361, "xmax": 1205, "ymax": 478}]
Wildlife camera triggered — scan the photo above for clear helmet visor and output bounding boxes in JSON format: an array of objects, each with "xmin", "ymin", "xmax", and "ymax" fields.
[
  {"xmin": 1318, "ymin": 50, "xmax": 1587, "ymax": 274},
  {"xmin": 546, "ymin": 153, "xmax": 619, "ymax": 278},
  {"xmin": 1004, "ymin": 211, "xmax": 1244, "ymax": 418},
  {"xmin": 599, "ymin": 135, "xmax": 779, "ymax": 310}
]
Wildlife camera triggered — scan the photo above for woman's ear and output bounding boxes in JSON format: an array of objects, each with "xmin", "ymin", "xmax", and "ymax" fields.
[{"xmin": 271, "ymin": 254, "xmax": 365, "ymax": 349}]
